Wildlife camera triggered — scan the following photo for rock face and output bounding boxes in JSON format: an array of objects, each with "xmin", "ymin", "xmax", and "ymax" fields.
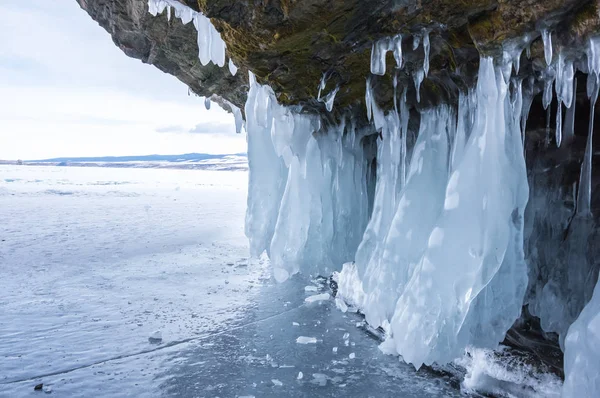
[
  {"xmin": 75, "ymin": 0, "xmax": 248, "ymax": 109},
  {"xmin": 77, "ymin": 0, "xmax": 600, "ymax": 112},
  {"xmin": 76, "ymin": 0, "xmax": 600, "ymax": 380}
]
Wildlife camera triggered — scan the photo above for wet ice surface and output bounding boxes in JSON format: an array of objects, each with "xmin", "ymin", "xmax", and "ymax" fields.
[{"xmin": 0, "ymin": 165, "xmax": 461, "ymax": 397}]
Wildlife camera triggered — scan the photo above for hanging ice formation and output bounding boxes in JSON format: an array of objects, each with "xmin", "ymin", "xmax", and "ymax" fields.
[
  {"xmin": 147, "ymin": 0, "xmax": 233, "ymax": 70},
  {"xmin": 244, "ymin": 72, "xmax": 371, "ymax": 282},
  {"xmin": 242, "ymin": 27, "xmax": 599, "ymax": 396},
  {"xmin": 340, "ymin": 56, "xmax": 530, "ymax": 368}
]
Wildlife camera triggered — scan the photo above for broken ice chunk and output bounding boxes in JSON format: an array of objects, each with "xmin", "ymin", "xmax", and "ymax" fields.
[
  {"xmin": 296, "ymin": 336, "xmax": 318, "ymax": 344},
  {"xmin": 149, "ymin": 330, "xmax": 162, "ymax": 343},
  {"xmin": 304, "ymin": 293, "xmax": 330, "ymax": 303}
]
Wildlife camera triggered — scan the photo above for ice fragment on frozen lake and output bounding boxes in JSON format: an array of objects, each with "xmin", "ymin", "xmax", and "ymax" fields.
[
  {"xmin": 332, "ymin": 347, "xmax": 338, "ymax": 353},
  {"xmin": 148, "ymin": 330, "xmax": 162, "ymax": 343},
  {"xmin": 349, "ymin": 353, "xmax": 355, "ymax": 359},
  {"xmin": 305, "ymin": 293, "xmax": 330, "ymax": 303},
  {"xmin": 296, "ymin": 336, "xmax": 318, "ymax": 344},
  {"xmin": 271, "ymin": 379, "xmax": 283, "ymax": 386},
  {"xmin": 304, "ymin": 285, "xmax": 318, "ymax": 292},
  {"xmin": 297, "ymin": 371, "xmax": 303, "ymax": 380},
  {"xmin": 292, "ymin": 322, "xmax": 300, "ymax": 326},
  {"xmin": 311, "ymin": 373, "xmax": 328, "ymax": 386}
]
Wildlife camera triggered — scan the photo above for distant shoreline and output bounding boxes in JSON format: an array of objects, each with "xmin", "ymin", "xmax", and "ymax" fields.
[{"xmin": 0, "ymin": 155, "xmax": 248, "ymax": 172}]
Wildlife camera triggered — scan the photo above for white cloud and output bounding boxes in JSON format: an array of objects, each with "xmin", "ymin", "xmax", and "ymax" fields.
[{"xmin": 0, "ymin": 0, "xmax": 246, "ymax": 160}]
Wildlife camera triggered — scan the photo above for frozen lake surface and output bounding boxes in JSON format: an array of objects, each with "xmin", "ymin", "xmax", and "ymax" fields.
[{"xmin": 0, "ymin": 165, "xmax": 462, "ymax": 397}]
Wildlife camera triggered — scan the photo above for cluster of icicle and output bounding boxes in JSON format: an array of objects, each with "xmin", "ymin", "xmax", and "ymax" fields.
[
  {"xmin": 181, "ymin": 15, "xmax": 600, "ymax": 393},
  {"xmin": 242, "ymin": 27, "xmax": 600, "ymax": 396},
  {"xmin": 340, "ymin": 32, "xmax": 599, "ymax": 398},
  {"xmin": 339, "ymin": 54, "xmax": 530, "ymax": 369},
  {"xmin": 244, "ymin": 72, "xmax": 372, "ymax": 282},
  {"xmin": 147, "ymin": 0, "xmax": 238, "ymax": 75}
]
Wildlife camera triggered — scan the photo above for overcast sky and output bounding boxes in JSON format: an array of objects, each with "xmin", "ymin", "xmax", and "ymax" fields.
[{"xmin": 0, "ymin": 0, "xmax": 246, "ymax": 160}]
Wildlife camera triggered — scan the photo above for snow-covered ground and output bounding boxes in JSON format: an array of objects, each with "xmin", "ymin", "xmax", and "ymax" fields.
[{"xmin": 0, "ymin": 165, "xmax": 462, "ymax": 397}]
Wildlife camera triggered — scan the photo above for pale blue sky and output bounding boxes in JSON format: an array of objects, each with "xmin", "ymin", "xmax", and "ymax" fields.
[{"xmin": 0, "ymin": 0, "xmax": 246, "ymax": 160}]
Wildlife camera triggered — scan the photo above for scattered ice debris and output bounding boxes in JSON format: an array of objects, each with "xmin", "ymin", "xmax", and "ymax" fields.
[
  {"xmin": 292, "ymin": 322, "xmax": 300, "ymax": 326},
  {"xmin": 148, "ymin": 330, "xmax": 162, "ymax": 343},
  {"xmin": 296, "ymin": 336, "xmax": 318, "ymax": 344},
  {"xmin": 342, "ymin": 332, "xmax": 350, "ymax": 340},
  {"xmin": 304, "ymin": 293, "xmax": 330, "ymax": 303},
  {"xmin": 332, "ymin": 347, "xmax": 338, "ymax": 353},
  {"xmin": 349, "ymin": 353, "xmax": 356, "ymax": 359},
  {"xmin": 297, "ymin": 371, "xmax": 304, "ymax": 380},
  {"xmin": 304, "ymin": 285, "xmax": 318, "ymax": 292},
  {"xmin": 271, "ymin": 379, "xmax": 283, "ymax": 387}
]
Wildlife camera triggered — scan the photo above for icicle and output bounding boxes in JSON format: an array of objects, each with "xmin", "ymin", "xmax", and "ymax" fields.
[
  {"xmin": 412, "ymin": 34, "xmax": 421, "ymax": 51},
  {"xmin": 521, "ymin": 76, "xmax": 535, "ymax": 145},
  {"xmin": 513, "ymin": 47, "xmax": 523, "ymax": 74},
  {"xmin": 556, "ymin": 102, "xmax": 563, "ymax": 147},
  {"xmin": 564, "ymin": 78, "xmax": 577, "ymax": 141},
  {"xmin": 577, "ymin": 74, "xmax": 597, "ymax": 217},
  {"xmin": 392, "ymin": 34, "xmax": 403, "ymax": 69},
  {"xmin": 166, "ymin": 5, "xmax": 171, "ymax": 21},
  {"xmin": 231, "ymin": 105, "xmax": 244, "ymax": 134},
  {"xmin": 324, "ymin": 86, "xmax": 340, "ymax": 112},
  {"xmin": 414, "ymin": 70, "xmax": 424, "ymax": 103},
  {"xmin": 228, "ymin": 59, "xmax": 238, "ymax": 76},
  {"xmin": 542, "ymin": 29, "xmax": 552, "ymax": 66},
  {"xmin": 399, "ymin": 88, "xmax": 409, "ymax": 190},
  {"xmin": 365, "ymin": 77, "xmax": 373, "ymax": 121},
  {"xmin": 317, "ymin": 73, "xmax": 327, "ymax": 100},
  {"xmin": 543, "ymin": 78, "xmax": 553, "ymax": 110},
  {"xmin": 371, "ymin": 38, "xmax": 390, "ymax": 76},
  {"xmin": 422, "ymin": 29, "xmax": 430, "ymax": 77},
  {"xmin": 204, "ymin": 97, "xmax": 211, "ymax": 110}
]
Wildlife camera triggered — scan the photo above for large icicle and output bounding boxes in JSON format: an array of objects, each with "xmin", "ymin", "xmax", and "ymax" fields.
[
  {"xmin": 147, "ymin": 0, "xmax": 226, "ymax": 67},
  {"xmin": 387, "ymin": 57, "xmax": 529, "ymax": 367},
  {"xmin": 244, "ymin": 72, "xmax": 288, "ymax": 257},
  {"xmin": 577, "ymin": 37, "xmax": 600, "ymax": 217},
  {"xmin": 352, "ymin": 106, "xmax": 452, "ymax": 329}
]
